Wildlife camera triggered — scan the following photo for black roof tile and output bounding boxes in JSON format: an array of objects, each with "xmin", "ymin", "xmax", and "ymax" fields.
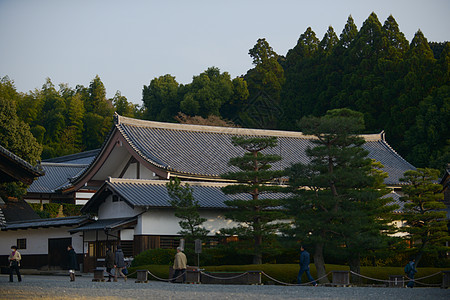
[{"xmin": 115, "ymin": 116, "xmax": 414, "ymax": 185}]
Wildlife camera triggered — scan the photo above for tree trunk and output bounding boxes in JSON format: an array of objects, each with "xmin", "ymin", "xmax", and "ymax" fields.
[
  {"xmin": 313, "ymin": 242, "xmax": 329, "ymax": 283},
  {"xmin": 348, "ymin": 254, "xmax": 362, "ymax": 285},
  {"xmin": 253, "ymin": 233, "xmax": 263, "ymax": 264}
]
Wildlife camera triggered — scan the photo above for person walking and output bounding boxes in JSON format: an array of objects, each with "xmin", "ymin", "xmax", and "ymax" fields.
[
  {"xmin": 297, "ymin": 245, "xmax": 317, "ymax": 286},
  {"xmin": 114, "ymin": 245, "xmax": 127, "ymax": 282},
  {"xmin": 9, "ymin": 245, "xmax": 22, "ymax": 282},
  {"xmin": 67, "ymin": 245, "xmax": 78, "ymax": 282},
  {"xmin": 105, "ymin": 245, "xmax": 115, "ymax": 282},
  {"xmin": 405, "ymin": 258, "xmax": 418, "ymax": 288},
  {"xmin": 171, "ymin": 247, "xmax": 187, "ymax": 283}
]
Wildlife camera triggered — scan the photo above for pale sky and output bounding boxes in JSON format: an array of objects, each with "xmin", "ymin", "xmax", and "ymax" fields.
[{"xmin": 1, "ymin": 0, "xmax": 449, "ymax": 104}]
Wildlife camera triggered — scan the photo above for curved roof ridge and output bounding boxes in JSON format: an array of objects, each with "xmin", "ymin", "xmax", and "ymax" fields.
[
  {"xmin": 116, "ymin": 114, "xmax": 383, "ymax": 141},
  {"xmin": 108, "ymin": 178, "xmax": 232, "ymax": 187},
  {"xmin": 41, "ymin": 162, "xmax": 88, "ymax": 168},
  {"xmin": 378, "ymin": 139, "xmax": 416, "ymax": 170}
]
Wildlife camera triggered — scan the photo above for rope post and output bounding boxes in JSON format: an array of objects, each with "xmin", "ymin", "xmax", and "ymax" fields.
[
  {"xmin": 332, "ymin": 271, "xmax": 350, "ymax": 286},
  {"xmin": 388, "ymin": 275, "xmax": 404, "ymax": 288},
  {"xmin": 186, "ymin": 268, "xmax": 201, "ymax": 284},
  {"xmin": 136, "ymin": 269, "xmax": 148, "ymax": 283},
  {"xmin": 92, "ymin": 268, "xmax": 105, "ymax": 282},
  {"xmin": 247, "ymin": 271, "xmax": 262, "ymax": 285},
  {"xmin": 442, "ymin": 271, "xmax": 450, "ymax": 289}
]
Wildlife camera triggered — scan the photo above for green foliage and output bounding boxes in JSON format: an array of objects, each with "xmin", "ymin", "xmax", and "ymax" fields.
[
  {"xmin": 166, "ymin": 177, "xmax": 209, "ymax": 240},
  {"xmin": 29, "ymin": 203, "xmax": 83, "ymax": 218},
  {"xmin": 399, "ymin": 168, "xmax": 449, "ymax": 266},
  {"xmin": 131, "ymin": 248, "xmax": 176, "ymax": 267},
  {"xmin": 0, "ymin": 77, "xmax": 42, "ymax": 163}
]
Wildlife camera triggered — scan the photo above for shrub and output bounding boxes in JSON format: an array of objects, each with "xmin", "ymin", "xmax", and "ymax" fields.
[{"xmin": 131, "ymin": 248, "xmax": 176, "ymax": 267}]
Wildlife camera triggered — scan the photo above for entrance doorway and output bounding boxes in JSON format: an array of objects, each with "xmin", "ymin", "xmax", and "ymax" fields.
[{"xmin": 48, "ymin": 238, "xmax": 72, "ymax": 269}]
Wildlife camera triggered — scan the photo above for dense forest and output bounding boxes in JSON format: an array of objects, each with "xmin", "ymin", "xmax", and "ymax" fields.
[{"xmin": 0, "ymin": 13, "xmax": 448, "ymax": 172}]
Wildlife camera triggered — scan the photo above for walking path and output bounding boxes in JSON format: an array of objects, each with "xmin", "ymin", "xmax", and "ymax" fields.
[{"xmin": 0, "ymin": 274, "xmax": 448, "ymax": 299}]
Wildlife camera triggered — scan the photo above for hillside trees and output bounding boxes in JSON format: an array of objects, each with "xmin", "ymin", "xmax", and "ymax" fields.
[
  {"xmin": 13, "ymin": 75, "xmax": 132, "ymax": 159},
  {"xmin": 0, "ymin": 76, "xmax": 42, "ymax": 199},
  {"xmin": 142, "ymin": 68, "xmax": 249, "ymax": 123}
]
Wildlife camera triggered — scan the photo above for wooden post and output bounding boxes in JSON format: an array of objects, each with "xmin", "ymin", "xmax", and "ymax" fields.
[
  {"xmin": 92, "ymin": 269, "xmax": 105, "ymax": 282},
  {"xmin": 332, "ymin": 271, "xmax": 350, "ymax": 286},
  {"xmin": 135, "ymin": 270, "xmax": 148, "ymax": 283},
  {"xmin": 388, "ymin": 275, "xmax": 404, "ymax": 288},
  {"xmin": 442, "ymin": 271, "xmax": 450, "ymax": 289}
]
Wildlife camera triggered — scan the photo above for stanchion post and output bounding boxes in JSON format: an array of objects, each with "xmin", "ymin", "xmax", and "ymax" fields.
[
  {"xmin": 92, "ymin": 268, "xmax": 105, "ymax": 282},
  {"xmin": 332, "ymin": 271, "xmax": 350, "ymax": 286},
  {"xmin": 136, "ymin": 269, "xmax": 148, "ymax": 283},
  {"xmin": 442, "ymin": 271, "xmax": 450, "ymax": 289},
  {"xmin": 247, "ymin": 271, "xmax": 262, "ymax": 285},
  {"xmin": 388, "ymin": 275, "xmax": 404, "ymax": 288}
]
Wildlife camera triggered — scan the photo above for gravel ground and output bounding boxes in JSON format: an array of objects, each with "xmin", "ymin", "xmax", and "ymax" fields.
[{"xmin": 0, "ymin": 274, "xmax": 449, "ymax": 300}]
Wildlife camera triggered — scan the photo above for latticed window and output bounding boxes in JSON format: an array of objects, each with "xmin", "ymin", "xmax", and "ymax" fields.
[{"xmin": 17, "ymin": 238, "xmax": 26, "ymax": 249}]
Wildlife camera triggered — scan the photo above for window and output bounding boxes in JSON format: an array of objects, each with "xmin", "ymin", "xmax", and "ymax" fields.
[
  {"xmin": 17, "ymin": 238, "xmax": 26, "ymax": 250},
  {"xmin": 112, "ymin": 195, "xmax": 119, "ymax": 202}
]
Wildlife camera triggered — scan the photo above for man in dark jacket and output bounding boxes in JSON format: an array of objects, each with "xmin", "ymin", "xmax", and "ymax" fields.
[
  {"xmin": 67, "ymin": 245, "xmax": 78, "ymax": 282},
  {"xmin": 297, "ymin": 245, "xmax": 317, "ymax": 286},
  {"xmin": 105, "ymin": 245, "xmax": 115, "ymax": 282},
  {"xmin": 114, "ymin": 245, "xmax": 127, "ymax": 282},
  {"xmin": 405, "ymin": 258, "xmax": 418, "ymax": 288}
]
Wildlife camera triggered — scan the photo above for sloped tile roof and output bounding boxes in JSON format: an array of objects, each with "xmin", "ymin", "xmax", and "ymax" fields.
[
  {"xmin": 1, "ymin": 215, "xmax": 89, "ymax": 231},
  {"xmin": 68, "ymin": 216, "xmax": 137, "ymax": 232},
  {"xmin": 115, "ymin": 115, "xmax": 415, "ymax": 185},
  {"xmin": 43, "ymin": 149, "xmax": 100, "ymax": 164},
  {"xmin": 27, "ymin": 163, "xmax": 88, "ymax": 193},
  {"xmin": 0, "ymin": 144, "xmax": 44, "ymax": 184},
  {"xmin": 83, "ymin": 179, "xmax": 288, "ymax": 212}
]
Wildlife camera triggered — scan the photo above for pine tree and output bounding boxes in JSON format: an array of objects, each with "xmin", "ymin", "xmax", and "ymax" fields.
[
  {"xmin": 220, "ymin": 136, "xmax": 286, "ymax": 264},
  {"xmin": 284, "ymin": 108, "xmax": 398, "ymax": 283},
  {"xmin": 399, "ymin": 168, "xmax": 449, "ymax": 266},
  {"xmin": 166, "ymin": 177, "xmax": 209, "ymax": 241}
]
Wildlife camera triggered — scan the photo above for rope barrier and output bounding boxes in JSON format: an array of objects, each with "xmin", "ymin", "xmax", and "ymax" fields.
[
  {"xmin": 101, "ymin": 267, "xmax": 443, "ymax": 287},
  {"xmin": 413, "ymin": 272, "xmax": 442, "ymax": 281},
  {"xmin": 349, "ymin": 270, "xmax": 442, "ymax": 287},
  {"xmin": 349, "ymin": 271, "xmax": 390, "ymax": 283},
  {"xmin": 146, "ymin": 269, "xmax": 186, "ymax": 282},
  {"xmin": 199, "ymin": 271, "xmax": 250, "ymax": 280},
  {"xmin": 261, "ymin": 271, "xmax": 331, "ymax": 286}
]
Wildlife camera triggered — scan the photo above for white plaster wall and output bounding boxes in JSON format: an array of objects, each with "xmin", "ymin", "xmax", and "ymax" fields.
[
  {"xmin": 97, "ymin": 195, "xmax": 141, "ymax": 219},
  {"xmin": 0, "ymin": 227, "xmax": 83, "ymax": 255},
  {"xmin": 140, "ymin": 209, "xmax": 237, "ymax": 236},
  {"xmin": 120, "ymin": 229, "xmax": 134, "ymax": 241},
  {"xmin": 123, "ymin": 163, "xmax": 158, "ymax": 180}
]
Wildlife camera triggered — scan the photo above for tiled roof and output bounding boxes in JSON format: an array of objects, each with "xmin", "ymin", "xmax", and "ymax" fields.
[
  {"xmin": 0, "ymin": 144, "xmax": 44, "ymax": 184},
  {"xmin": 43, "ymin": 149, "xmax": 100, "ymax": 164},
  {"xmin": 1, "ymin": 215, "xmax": 89, "ymax": 231},
  {"xmin": 82, "ymin": 179, "xmax": 288, "ymax": 213},
  {"xmin": 27, "ymin": 163, "xmax": 88, "ymax": 193},
  {"xmin": 383, "ymin": 191, "xmax": 404, "ymax": 213},
  {"xmin": 114, "ymin": 115, "xmax": 414, "ymax": 185},
  {"xmin": 68, "ymin": 216, "xmax": 137, "ymax": 232}
]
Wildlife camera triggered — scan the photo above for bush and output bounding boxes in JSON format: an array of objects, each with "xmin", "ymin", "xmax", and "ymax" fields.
[{"xmin": 131, "ymin": 248, "xmax": 176, "ymax": 267}]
